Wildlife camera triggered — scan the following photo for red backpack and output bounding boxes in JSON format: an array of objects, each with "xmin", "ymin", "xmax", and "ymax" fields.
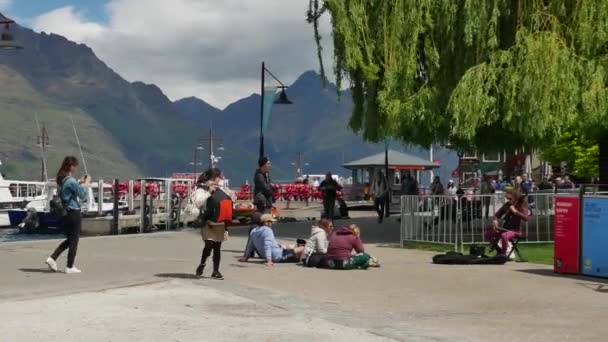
[{"xmin": 216, "ymin": 199, "xmax": 233, "ymax": 223}]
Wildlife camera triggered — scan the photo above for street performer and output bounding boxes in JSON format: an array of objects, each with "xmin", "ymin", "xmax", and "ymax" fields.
[{"xmin": 484, "ymin": 188, "xmax": 528, "ymax": 256}]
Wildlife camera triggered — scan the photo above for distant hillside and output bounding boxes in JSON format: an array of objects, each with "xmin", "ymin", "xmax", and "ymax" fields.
[
  {"xmin": 0, "ymin": 24, "xmax": 456, "ymax": 184},
  {"xmin": 173, "ymin": 71, "xmax": 458, "ymax": 183},
  {"xmin": 0, "ymin": 65, "xmax": 140, "ymax": 180},
  {"xmin": 0, "ymin": 26, "xmax": 201, "ymax": 179}
]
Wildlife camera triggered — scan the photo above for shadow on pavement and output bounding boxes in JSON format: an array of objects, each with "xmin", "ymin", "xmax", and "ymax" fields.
[
  {"xmin": 19, "ymin": 268, "xmax": 56, "ymax": 274},
  {"xmin": 155, "ymin": 273, "xmax": 200, "ymax": 280},
  {"xmin": 516, "ymin": 269, "xmax": 608, "ymax": 286}
]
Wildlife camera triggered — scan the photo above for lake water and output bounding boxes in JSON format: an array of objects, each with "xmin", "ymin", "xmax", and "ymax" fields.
[{"xmin": 0, "ymin": 228, "xmax": 60, "ymax": 243}]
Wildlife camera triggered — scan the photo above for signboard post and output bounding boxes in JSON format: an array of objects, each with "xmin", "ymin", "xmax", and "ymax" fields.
[
  {"xmin": 581, "ymin": 197, "xmax": 608, "ymax": 278},
  {"xmin": 554, "ymin": 196, "xmax": 581, "ymax": 274}
]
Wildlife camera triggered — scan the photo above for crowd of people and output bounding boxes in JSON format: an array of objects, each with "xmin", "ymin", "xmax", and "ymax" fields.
[{"xmin": 191, "ymin": 156, "xmax": 377, "ymax": 278}]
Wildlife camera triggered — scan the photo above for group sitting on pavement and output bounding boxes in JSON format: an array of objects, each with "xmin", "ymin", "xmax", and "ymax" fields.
[{"xmin": 238, "ymin": 216, "xmax": 377, "ymax": 270}]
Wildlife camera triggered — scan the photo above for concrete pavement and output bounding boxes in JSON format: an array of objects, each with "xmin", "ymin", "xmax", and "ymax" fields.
[{"xmin": 1, "ymin": 221, "xmax": 607, "ymax": 341}]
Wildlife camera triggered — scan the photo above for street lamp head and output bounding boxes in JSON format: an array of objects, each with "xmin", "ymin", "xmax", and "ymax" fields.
[
  {"xmin": 217, "ymin": 145, "xmax": 225, "ymax": 151},
  {"xmin": 274, "ymin": 86, "xmax": 292, "ymax": 105},
  {"xmin": 0, "ymin": 17, "xmax": 23, "ymax": 50},
  {"xmin": 196, "ymin": 146, "xmax": 204, "ymax": 151}
]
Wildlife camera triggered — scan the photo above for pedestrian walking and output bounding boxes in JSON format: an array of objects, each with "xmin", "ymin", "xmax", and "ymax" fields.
[
  {"xmin": 253, "ymin": 156, "xmax": 273, "ymax": 213},
  {"xmin": 371, "ymin": 171, "xmax": 389, "ymax": 223},
  {"xmin": 480, "ymin": 175, "xmax": 495, "ymax": 218},
  {"xmin": 195, "ymin": 168, "xmax": 233, "ymax": 279},
  {"xmin": 320, "ymin": 173, "xmax": 341, "ymax": 220},
  {"xmin": 430, "ymin": 176, "xmax": 445, "ymax": 195},
  {"xmin": 400, "ymin": 171, "xmax": 418, "ymax": 196},
  {"xmin": 45, "ymin": 156, "xmax": 89, "ymax": 274}
]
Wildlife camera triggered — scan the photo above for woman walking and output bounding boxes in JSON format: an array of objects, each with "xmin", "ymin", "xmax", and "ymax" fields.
[
  {"xmin": 46, "ymin": 156, "xmax": 89, "ymax": 274},
  {"xmin": 195, "ymin": 168, "xmax": 233, "ymax": 279}
]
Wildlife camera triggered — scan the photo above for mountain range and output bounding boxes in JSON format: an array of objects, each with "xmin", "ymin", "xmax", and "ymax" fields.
[{"xmin": 0, "ymin": 24, "xmax": 456, "ymax": 184}]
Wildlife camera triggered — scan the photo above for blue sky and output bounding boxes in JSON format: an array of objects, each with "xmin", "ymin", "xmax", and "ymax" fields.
[{"xmin": 4, "ymin": 0, "xmax": 107, "ymax": 23}]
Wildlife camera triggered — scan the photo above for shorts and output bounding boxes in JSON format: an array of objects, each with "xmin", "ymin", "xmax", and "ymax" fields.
[{"xmin": 276, "ymin": 248, "xmax": 297, "ymax": 262}]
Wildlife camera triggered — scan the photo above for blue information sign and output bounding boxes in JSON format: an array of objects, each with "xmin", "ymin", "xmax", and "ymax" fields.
[{"xmin": 581, "ymin": 197, "xmax": 608, "ymax": 278}]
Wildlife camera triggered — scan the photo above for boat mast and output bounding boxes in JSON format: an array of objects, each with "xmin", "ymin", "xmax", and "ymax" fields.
[
  {"xmin": 35, "ymin": 115, "xmax": 49, "ymax": 182},
  {"xmin": 70, "ymin": 115, "xmax": 89, "ymax": 176}
]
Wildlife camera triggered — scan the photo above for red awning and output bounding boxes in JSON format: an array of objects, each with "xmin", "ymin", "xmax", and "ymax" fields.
[{"xmin": 388, "ymin": 166, "xmax": 427, "ymax": 171}]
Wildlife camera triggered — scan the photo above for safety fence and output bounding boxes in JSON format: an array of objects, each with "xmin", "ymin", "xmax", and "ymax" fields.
[{"xmin": 400, "ymin": 188, "xmax": 606, "ymax": 251}]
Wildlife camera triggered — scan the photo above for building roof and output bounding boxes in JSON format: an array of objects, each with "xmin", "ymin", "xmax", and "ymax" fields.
[{"xmin": 343, "ymin": 150, "xmax": 440, "ymax": 170}]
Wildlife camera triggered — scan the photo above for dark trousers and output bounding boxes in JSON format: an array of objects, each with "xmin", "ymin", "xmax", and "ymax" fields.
[
  {"xmin": 200, "ymin": 240, "xmax": 222, "ymax": 273},
  {"xmin": 374, "ymin": 196, "xmax": 386, "ymax": 220},
  {"xmin": 323, "ymin": 198, "xmax": 335, "ymax": 219},
  {"xmin": 482, "ymin": 197, "xmax": 491, "ymax": 218},
  {"xmin": 51, "ymin": 210, "xmax": 82, "ymax": 268}
]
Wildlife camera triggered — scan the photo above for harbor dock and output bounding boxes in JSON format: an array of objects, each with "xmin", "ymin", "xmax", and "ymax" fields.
[{"xmin": 1, "ymin": 217, "xmax": 606, "ymax": 342}]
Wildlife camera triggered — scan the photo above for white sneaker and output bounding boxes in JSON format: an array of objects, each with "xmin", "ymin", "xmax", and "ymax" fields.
[
  {"xmin": 65, "ymin": 267, "xmax": 82, "ymax": 274},
  {"xmin": 45, "ymin": 257, "xmax": 58, "ymax": 272}
]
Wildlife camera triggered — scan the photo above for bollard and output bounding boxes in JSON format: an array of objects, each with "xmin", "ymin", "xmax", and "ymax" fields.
[
  {"xmin": 128, "ymin": 180, "xmax": 134, "ymax": 212},
  {"xmin": 139, "ymin": 180, "xmax": 146, "ymax": 234},
  {"xmin": 176, "ymin": 197, "xmax": 182, "ymax": 228},
  {"xmin": 112, "ymin": 178, "xmax": 119, "ymax": 235},
  {"xmin": 165, "ymin": 179, "xmax": 172, "ymax": 231},
  {"xmin": 148, "ymin": 193, "xmax": 154, "ymax": 232},
  {"xmin": 97, "ymin": 179, "xmax": 104, "ymax": 216}
]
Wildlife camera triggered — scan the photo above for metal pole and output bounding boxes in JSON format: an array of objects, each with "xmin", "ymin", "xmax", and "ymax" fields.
[
  {"xmin": 259, "ymin": 61, "xmax": 265, "ymax": 160},
  {"xmin": 194, "ymin": 148, "xmax": 198, "ymax": 177},
  {"xmin": 429, "ymin": 145, "xmax": 434, "ymax": 184},
  {"xmin": 165, "ymin": 179, "xmax": 172, "ymax": 231},
  {"xmin": 209, "ymin": 128, "xmax": 213, "ymax": 169},
  {"xmin": 384, "ymin": 141, "xmax": 390, "ymax": 218},
  {"xmin": 97, "ymin": 179, "xmax": 104, "ymax": 216},
  {"xmin": 112, "ymin": 179, "xmax": 119, "ymax": 235},
  {"xmin": 128, "ymin": 180, "xmax": 134, "ymax": 212},
  {"xmin": 139, "ymin": 180, "xmax": 146, "ymax": 234}
]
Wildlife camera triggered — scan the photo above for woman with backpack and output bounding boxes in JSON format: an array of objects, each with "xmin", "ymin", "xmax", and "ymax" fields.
[
  {"xmin": 46, "ymin": 156, "xmax": 89, "ymax": 274},
  {"xmin": 195, "ymin": 168, "xmax": 233, "ymax": 279}
]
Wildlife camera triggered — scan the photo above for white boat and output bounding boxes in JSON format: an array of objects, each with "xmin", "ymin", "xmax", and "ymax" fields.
[
  {"xmin": 7, "ymin": 181, "xmax": 129, "ymax": 232},
  {"xmin": 0, "ymin": 172, "xmax": 48, "ymax": 227}
]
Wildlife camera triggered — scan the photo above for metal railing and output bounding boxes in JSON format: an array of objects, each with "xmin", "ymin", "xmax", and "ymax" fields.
[{"xmin": 400, "ymin": 189, "xmax": 608, "ymax": 251}]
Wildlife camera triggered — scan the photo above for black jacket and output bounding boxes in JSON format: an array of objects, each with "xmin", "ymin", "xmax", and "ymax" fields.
[
  {"xmin": 201, "ymin": 188, "xmax": 231, "ymax": 223},
  {"xmin": 320, "ymin": 178, "xmax": 341, "ymax": 199},
  {"xmin": 401, "ymin": 177, "xmax": 418, "ymax": 195},
  {"xmin": 253, "ymin": 169, "xmax": 273, "ymax": 206}
]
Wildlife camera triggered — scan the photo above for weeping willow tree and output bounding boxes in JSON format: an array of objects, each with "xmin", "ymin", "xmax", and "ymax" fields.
[{"xmin": 308, "ymin": 0, "xmax": 608, "ymax": 181}]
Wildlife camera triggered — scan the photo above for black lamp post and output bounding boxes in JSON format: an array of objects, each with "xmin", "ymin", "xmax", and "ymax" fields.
[
  {"xmin": 457, "ymin": 150, "xmax": 465, "ymax": 185},
  {"xmin": 384, "ymin": 140, "xmax": 390, "ymax": 218},
  {"xmin": 259, "ymin": 62, "xmax": 292, "ymax": 160},
  {"xmin": 0, "ymin": 14, "xmax": 23, "ymax": 50}
]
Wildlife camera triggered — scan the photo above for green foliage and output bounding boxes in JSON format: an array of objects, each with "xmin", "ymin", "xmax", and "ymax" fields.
[
  {"xmin": 539, "ymin": 132, "xmax": 599, "ymax": 179},
  {"xmin": 310, "ymin": 0, "xmax": 608, "ymax": 151}
]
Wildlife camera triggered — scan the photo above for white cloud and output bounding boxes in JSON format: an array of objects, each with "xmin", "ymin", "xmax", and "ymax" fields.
[
  {"xmin": 33, "ymin": 6, "xmax": 105, "ymax": 43},
  {"xmin": 0, "ymin": 0, "xmax": 12, "ymax": 10},
  {"xmin": 32, "ymin": 0, "xmax": 333, "ymax": 108}
]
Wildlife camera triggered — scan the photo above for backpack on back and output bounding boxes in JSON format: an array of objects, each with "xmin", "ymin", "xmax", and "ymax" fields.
[
  {"xmin": 49, "ymin": 177, "xmax": 70, "ymax": 217},
  {"xmin": 216, "ymin": 199, "xmax": 233, "ymax": 223}
]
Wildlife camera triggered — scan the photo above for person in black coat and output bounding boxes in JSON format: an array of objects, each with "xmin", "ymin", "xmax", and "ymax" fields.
[
  {"xmin": 254, "ymin": 157, "xmax": 273, "ymax": 213},
  {"xmin": 319, "ymin": 173, "xmax": 342, "ymax": 220}
]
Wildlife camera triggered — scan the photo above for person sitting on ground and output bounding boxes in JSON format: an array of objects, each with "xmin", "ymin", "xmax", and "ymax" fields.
[
  {"xmin": 239, "ymin": 214, "xmax": 304, "ymax": 266},
  {"xmin": 242, "ymin": 212, "xmax": 263, "ymax": 259},
  {"xmin": 301, "ymin": 218, "xmax": 333, "ymax": 267},
  {"xmin": 484, "ymin": 188, "xmax": 529, "ymax": 256},
  {"xmin": 325, "ymin": 224, "xmax": 371, "ymax": 270}
]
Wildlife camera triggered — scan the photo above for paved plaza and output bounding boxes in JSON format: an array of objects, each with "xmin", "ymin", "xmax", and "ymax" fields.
[{"xmin": 1, "ymin": 219, "xmax": 606, "ymax": 341}]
